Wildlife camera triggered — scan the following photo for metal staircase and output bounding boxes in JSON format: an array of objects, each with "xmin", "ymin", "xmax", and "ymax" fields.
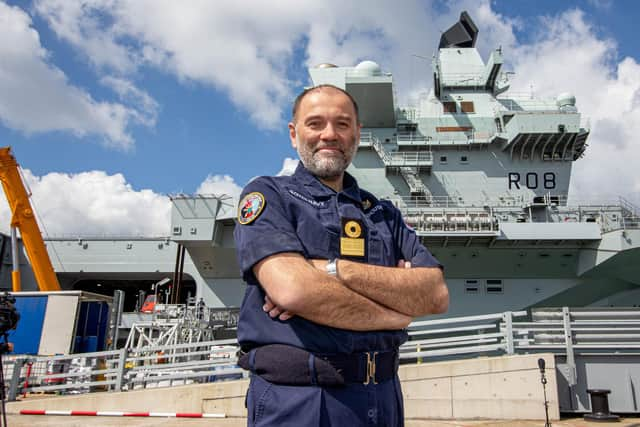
[{"xmin": 400, "ymin": 167, "xmax": 431, "ymax": 199}]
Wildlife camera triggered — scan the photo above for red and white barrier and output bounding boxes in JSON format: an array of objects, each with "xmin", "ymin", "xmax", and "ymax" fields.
[{"xmin": 20, "ymin": 409, "xmax": 225, "ymax": 418}]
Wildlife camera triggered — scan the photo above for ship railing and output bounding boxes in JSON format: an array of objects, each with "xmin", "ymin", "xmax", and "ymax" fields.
[
  {"xmin": 45, "ymin": 234, "xmax": 172, "ymax": 241},
  {"xmin": 400, "ymin": 311, "xmax": 527, "ymax": 361},
  {"xmin": 1, "ymin": 349, "xmax": 126, "ymax": 400},
  {"xmin": 5, "ymin": 308, "xmax": 640, "ymax": 399},
  {"xmin": 360, "ymin": 131, "xmax": 374, "ymax": 146},
  {"xmin": 619, "ymin": 196, "xmax": 640, "ymax": 216},
  {"xmin": 509, "ymin": 307, "xmax": 640, "ymax": 386},
  {"xmin": 385, "ymin": 151, "xmax": 433, "ymax": 166},
  {"xmin": 621, "ymin": 216, "xmax": 640, "ymax": 230},
  {"xmin": 391, "ymin": 195, "xmax": 527, "ymax": 209},
  {"xmin": 396, "ymin": 132, "xmax": 427, "ymax": 144},
  {"xmin": 2, "ymin": 339, "xmax": 244, "ymax": 400},
  {"xmin": 497, "ymin": 96, "xmax": 565, "ymax": 113},
  {"xmin": 394, "ymin": 194, "xmax": 639, "ymax": 211},
  {"xmin": 401, "ymin": 307, "xmax": 640, "ymax": 365},
  {"xmin": 345, "ymin": 69, "xmax": 391, "ymax": 78},
  {"xmin": 439, "ymin": 72, "xmax": 486, "ymax": 87},
  {"xmin": 406, "ymin": 215, "xmax": 499, "ymax": 233},
  {"xmin": 396, "ymin": 108, "xmax": 420, "ymax": 122}
]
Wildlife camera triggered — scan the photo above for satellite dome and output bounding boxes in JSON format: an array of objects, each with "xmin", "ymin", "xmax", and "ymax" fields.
[
  {"xmin": 354, "ymin": 60, "xmax": 382, "ymax": 76},
  {"xmin": 556, "ymin": 92, "xmax": 576, "ymax": 108}
]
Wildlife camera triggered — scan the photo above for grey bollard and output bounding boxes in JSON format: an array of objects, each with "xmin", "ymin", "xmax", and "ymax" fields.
[{"xmin": 584, "ymin": 389, "xmax": 619, "ymax": 422}]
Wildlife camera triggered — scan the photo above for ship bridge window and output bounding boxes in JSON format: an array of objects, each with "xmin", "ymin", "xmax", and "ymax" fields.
[
  {"xmin": 465, "ymin": 280, "xmax": 479, "ymax": 294},
  {"xmin": 398, "ymin": 123, "xmax": 417, "ymax": 132},
  {"xmin": 486, "ymin": 279, "xmax": 503, "ymax": 294},
  {"xmin": 461, "ymin": 101, "xmax": 475, "ymax": 113},
  {"xmin": 460, "ymin": 155, "xmax": 468, "ymax": 163},
  {"xmin": 439, "ymin": 155, "xmax": 448, "ymax": 163},
  {"xmin": 443, "ymin": 102, "xmax": 457, "ymax": 113}
]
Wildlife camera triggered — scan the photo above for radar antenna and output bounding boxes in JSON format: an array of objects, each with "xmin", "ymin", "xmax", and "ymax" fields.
[{"xmin": 438, "ymin": 11, "xmax": 478, "ymax": 48}]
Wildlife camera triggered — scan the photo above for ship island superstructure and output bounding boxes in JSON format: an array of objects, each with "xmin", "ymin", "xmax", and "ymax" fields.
[{"xmin": 5, "ymin": 12, "xmax": 638, "ymax": 318}]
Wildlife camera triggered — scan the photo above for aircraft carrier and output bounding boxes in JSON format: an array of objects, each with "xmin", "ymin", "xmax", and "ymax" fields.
[{"xmin": 3, "ymin": 12, "xmax": 639, "ymax": 318}]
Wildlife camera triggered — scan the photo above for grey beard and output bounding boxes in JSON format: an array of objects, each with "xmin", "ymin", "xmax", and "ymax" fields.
[
  {"xmin": 301, "ymin": 154, "xmax": 349, "ymax": 179},
  {"xmin": 296, "ymin": 136, "xmax": 357, "ymax": 179}
]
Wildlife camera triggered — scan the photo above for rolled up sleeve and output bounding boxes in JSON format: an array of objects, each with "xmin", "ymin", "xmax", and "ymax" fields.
[{"xmin": 234, "ymin": 178, "xmax": 305, "ymax": 283}]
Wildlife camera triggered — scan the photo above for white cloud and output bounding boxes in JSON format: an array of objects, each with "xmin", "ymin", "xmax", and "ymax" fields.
[
  {"xmin": 7, "ymin": 1, "xmax": 638, "ymax": 207},
  {"xmin": 32, "ymin": 0, "xmax": 518, "ymax": 130},
  {"xmin": 196, "ymin": 174, "xmax": 242, "ymax": 199},
  {"xmin": 100, "ymin": 76, "xmax": 159, "ymax": 128},
  {"xmin": 507, "ymin": 9, "xmax": 640, "ymax": 205},
  {"xmin": 34, "ymin": 0, "xmax": 302, "ymax": 129},
  {"xmin": 276, "ymin": 158, "xmax": 299, "ymax": 176},
  {"xmin": 0, "ymin": 2, "xmax": 149, "ymax": 149},
  {"xmin": 32, "ymin": 0, "xmax": 136, "ymax": 73},
  {"xmin": 0, "ymin": 169, "xmax": 171, "ymax": 236}
]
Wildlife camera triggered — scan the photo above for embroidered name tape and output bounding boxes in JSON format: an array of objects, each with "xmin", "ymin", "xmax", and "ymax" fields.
[{"xmin": 288, "ymin": 189, "xmax": 325, "ymax": 207}]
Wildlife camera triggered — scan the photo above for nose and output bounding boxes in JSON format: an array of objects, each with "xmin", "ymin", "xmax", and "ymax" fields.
[{"xmin": 320, "ymin": 122, "xmax": 338, "ymax": 141}]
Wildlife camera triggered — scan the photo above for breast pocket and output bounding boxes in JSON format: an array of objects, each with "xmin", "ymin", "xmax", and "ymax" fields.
[
  {"xmin": 367, "ymin": 212, "xmax": 396, "ymax": 266},
  {"xmin": 298, "ymin": 221, "xmax": 339, "ymax": 259}
]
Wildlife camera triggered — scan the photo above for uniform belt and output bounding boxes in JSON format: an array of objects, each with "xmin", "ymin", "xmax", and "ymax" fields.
[
  {"xmin": 317, "ymin": 351, "xmax": 398, "ymax": 384},
  {"xmin": 238, "ymin": 344, "xmax": 399, "ymax": 386}
]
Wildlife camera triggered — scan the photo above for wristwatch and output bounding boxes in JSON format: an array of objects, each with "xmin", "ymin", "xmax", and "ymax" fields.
[{"xmin": 326, "ymin": 258, "xmax": 338, "ymax": 276}]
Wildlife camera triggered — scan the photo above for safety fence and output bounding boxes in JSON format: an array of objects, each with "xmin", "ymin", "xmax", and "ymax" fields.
[
  {"xmin": 3, "ymin": 307, "xmax": 639, "ymax": 400},
  {"xmin": 1, "ymin": 339, "xmax": 242, "ymax": 401}
]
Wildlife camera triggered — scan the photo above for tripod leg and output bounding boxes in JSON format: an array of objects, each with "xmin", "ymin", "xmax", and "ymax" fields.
[{"xmin": 0, "ymin": 355, "xmax": 7, "ymax": 427}]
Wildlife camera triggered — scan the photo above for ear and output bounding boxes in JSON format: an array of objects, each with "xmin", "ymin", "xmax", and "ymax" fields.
[{"xmin": 288, "ymin": 122, "xmax": 297, "ymax": 149}]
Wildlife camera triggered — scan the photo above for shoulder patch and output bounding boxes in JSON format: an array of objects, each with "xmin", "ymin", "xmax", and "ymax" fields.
[{"xmin": 238, "ymin": 192, "xmax": 266, "ymax": 225}]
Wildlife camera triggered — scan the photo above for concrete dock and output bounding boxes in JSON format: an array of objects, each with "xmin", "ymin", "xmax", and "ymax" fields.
[{"xmin": 6, "ymin": 353, "xmax": 637, "ymax": 426}]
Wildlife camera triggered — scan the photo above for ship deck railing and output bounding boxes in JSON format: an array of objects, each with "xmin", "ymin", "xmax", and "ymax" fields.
[
  {"xmin": 496, "ymin": 93, "xmax": 566, "ymax": 113},
  {"xmin": 438, "ymin": 72, "xmax": 487, "ymax": 88},
  {"xmin": 360, "ymin": 130, "xmax": 494, "ymax": 147},
  {"xmin": 3, "ymin": 307, "xmax": 640, "ymax": 399},
  {"xmin": 385, "ymin": 151, "xmax": 434, "ymax": 166},
  {"xmin": 45, "ymin": 234, "xmax": 172, "ymax": 241},
  {"xmin": 392, "ymin": 196, "xmax": 640, "ymax": 233}
]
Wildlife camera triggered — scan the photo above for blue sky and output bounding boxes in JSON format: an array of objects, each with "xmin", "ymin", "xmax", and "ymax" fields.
[{"xmin": 1, "ymin": 0, "xmax": 639, "ymax": 235}]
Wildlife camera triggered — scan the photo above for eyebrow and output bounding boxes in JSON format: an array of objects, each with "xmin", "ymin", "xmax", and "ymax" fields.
[{"xmin": 303, "ymin": 114, "xmax": 354, "ymax": 122}]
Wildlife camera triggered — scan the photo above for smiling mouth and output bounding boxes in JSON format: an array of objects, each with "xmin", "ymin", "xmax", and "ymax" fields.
[{"xmin": 315, "ymin": 147, "xmax": 342, "ymax": 155}]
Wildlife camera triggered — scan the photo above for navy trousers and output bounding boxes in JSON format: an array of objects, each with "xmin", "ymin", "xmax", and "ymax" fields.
[{"xmin": 246, "ymin": 374, "xmax": 404, "ymax": 426}]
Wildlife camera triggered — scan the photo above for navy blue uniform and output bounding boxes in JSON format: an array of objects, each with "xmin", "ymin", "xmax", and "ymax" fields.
[{"xmin": 234, "ymin": 163, "xmax": 440, "ymax": 426}]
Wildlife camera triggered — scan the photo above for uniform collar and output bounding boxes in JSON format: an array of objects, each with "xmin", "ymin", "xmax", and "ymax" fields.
[{"xmin": 293, "ymin": 162, "xmax": 362, "ymax": 203}]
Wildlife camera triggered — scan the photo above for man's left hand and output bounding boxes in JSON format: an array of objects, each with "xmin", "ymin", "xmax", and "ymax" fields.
[{"xmin": 263, "ymin": 294, "xmax": 295, "ymax": 321}]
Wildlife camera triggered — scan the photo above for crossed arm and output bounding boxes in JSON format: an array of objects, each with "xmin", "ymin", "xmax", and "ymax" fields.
[{"xmin": 253, "ymin": 253, "xmax": 449, "ymax": 331}]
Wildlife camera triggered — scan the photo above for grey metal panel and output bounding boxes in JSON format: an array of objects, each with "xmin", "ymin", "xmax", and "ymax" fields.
[
  {"xmin": 39, "ymin": 294, "xmax": 79, "ymax": 355},
  {"xmin": 171, "ymin": 197, "xmax": 221, "ymax": 243},
  {"xmin": 557, "ymin": 356, "xmax": 640, "ymax": 413},
  {"xmin": 498, "ymin": 223, "xmax": 601, "ymax": 240},
  {"xmin": 346, "ymin": 80, "xmax": 395, "ymax": 127}
]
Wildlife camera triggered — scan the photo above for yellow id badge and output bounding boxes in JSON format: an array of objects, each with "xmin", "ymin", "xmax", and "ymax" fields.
[{"xmin": 340, "ymin": 218, "xmax": 365, "ymax": 257}]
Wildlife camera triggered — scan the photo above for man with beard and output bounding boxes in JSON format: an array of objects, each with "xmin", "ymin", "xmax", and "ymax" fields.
[{"xmin": 234, "ymin": 84, "xmax": 448, "ymax": 426}]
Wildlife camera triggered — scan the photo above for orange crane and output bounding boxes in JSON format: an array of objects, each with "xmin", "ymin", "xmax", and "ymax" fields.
[{"xmin": 0, "ymin": 147, "xmax": 61, "ymax": 291}]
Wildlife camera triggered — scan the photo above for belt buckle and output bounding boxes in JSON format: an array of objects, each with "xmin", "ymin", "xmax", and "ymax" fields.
[{"xmin": 364, "ymin": 352, "xmax": 378, "ymax": 385}]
